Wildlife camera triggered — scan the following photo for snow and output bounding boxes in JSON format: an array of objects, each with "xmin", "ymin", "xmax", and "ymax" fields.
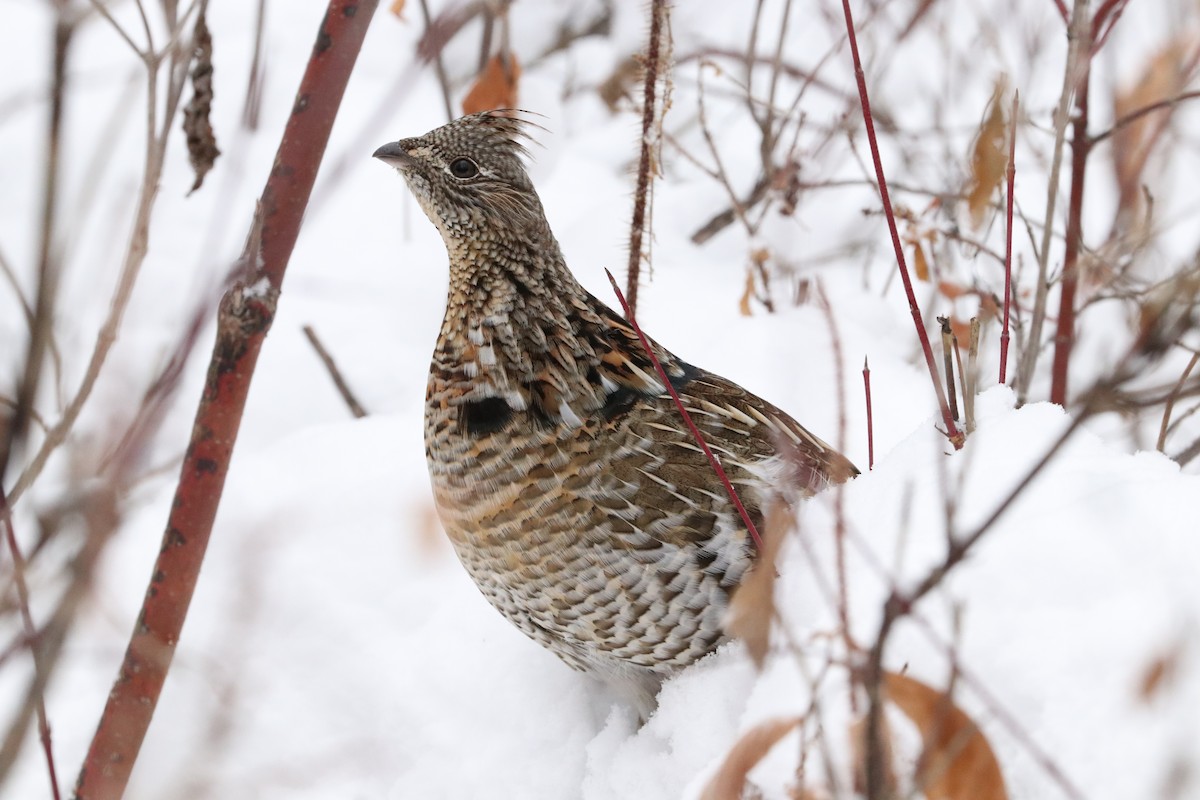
[{"xmin": 3, "ymin": 0, "xmax": 1200, "ymax": 798}]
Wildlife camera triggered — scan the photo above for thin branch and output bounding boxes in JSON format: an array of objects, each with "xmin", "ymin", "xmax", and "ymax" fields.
[
  {"xmin": 1090, "ymin": 90, "xmax": 1200, "ymax": 147},
  {"xmin": 302, "ymin": 325, "xmax": 368, "ymax": 419},
  {"xmin": 1049, "ymin": 6, "xmax": 1095, "ymax": 406},
  {"xmin": 840, "ymin": 0, "xmax": 961, "ymax": 447},
  {"xmin": 815, "ymin": 281, "xmax": 853, "ymax": 661},
  {"xmin": 87, "ymin": 1, "xmax": 147, "ymax": 57},
  {"xmin": 863, "ymin": 357, "xmax": 874, "ymax": 471},
  {"xmin": 5, "ymin": 4, "xmax": 198, "ymax": 508},
  {"xmin": 605, "ymin": 270, "xmax": 764, "ymax": 553},
  {"xmin": 1157, "ymin": 351, "xmax": 1200, "ymax": 452},
  {"xmin": 1001, "ymin": 92, "xmax": 1018, "ymax": 385},
  {"xmin": 624, "ymin": 0, "xmax": 669, "ymax": 319},
  {"xmin": 0, "ymin": 488, "xmax": 61, "ymax": 799},
  {"xmin": 418, "ymin": 0, "xmax": 454, "ymax": 122}
]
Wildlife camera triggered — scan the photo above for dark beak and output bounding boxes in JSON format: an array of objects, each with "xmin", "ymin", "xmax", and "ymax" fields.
[{"xmin": 373, "ymin": 141, "xmax": 413, "ymax": 168}]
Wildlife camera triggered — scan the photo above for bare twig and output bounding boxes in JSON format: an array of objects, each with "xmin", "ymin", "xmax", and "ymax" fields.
[
  {"xmin": 863, "ymin": 357, "xmax": 874, "ymax": 471},
  {"xmin": 302, "ymin": 325, "xmax": 368, "ymax": 419},
  {"xmin": 1157, "ymin": 351, "xmax": 1200, "ymax": 453},
  {"xmin": 605, "ymin": 270, "xmax": 764, "ymax": 552},
  {"xmin": 1000, "ymin": 93, "xmax": 1017, "ymax": 385},
  {"xmin": 624, "ymin": 0, "xmax": 669, "ymax": 319},
  {"xmin": 840, "ymin": 0, "xmax": 961, "ymax": 447},
  {"xmin": 1090, "ymin": 90, "xmax": 1200, "ymax": 147},
  {"xmin": 938, "ymin": 316, "xmax": 959, "ymax": 422},
  {"xmin": 7, "ymin": 2, "xmax": 201, "ymax": 508},
  {"xmin": 0, "ymin": 489, "xmax": 61, "ymax": 799},
  {"xmin": 418, "ymin": 0, "xmax": 454, "ymax": 122},
  {"xmin": 75, "ymin": 4, "xmax": 380, "ymax": 796},
  {"xmin": 815, "ymin": 281, "xmax": 853, "ymax": 659},
  {"xmin": 966, "ymin": 317, "xmax": 980, "ymax": 433}
]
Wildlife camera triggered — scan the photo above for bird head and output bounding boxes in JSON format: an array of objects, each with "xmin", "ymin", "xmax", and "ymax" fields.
[{"xmin": 374, "ymin": 110, "xmax": 547, "ymax": 242}]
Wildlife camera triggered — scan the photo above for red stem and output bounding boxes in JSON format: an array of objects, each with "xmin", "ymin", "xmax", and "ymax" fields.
[
  {"xmin": 605, "ymin": 270, "xmax": 765, "ymax": 553},
  {"xmin": 74, "ymin": 4, "xmax": 379, "ymax": 797},
  {"xmin": 840, "ymin": 0, "xmax": 962, "ymax": 447},
  {"xmin": 1000, "ymin": 92, "xmax": 1017, "ymax": 385},
  {"xmin": 1049, "ymin": 54, "xmax": 1091, "ymax": 405},
  {"xmin": 863, "ymin": 357, "xmax": 874, "ymax": 470}
]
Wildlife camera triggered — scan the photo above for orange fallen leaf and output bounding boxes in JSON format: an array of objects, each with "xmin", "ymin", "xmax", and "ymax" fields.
[
  {"xmin": 1138, "ymin": 640, "xmax": 1184, "ymax": 702},
  {"xmin": 884, "ymin": 671, "xmax": 1009, "ymax": 800},
  {"xmin": 913, "ymin": 241, "xmax": 930, "ymax": 282},
  {"xmin": 1112, "ymin": 36, "xmax": 1199, "ymax": 230},
  {"xmin": 738, "ymin": 267, "xmax": 755, "ymax": 317},
  {"xmin": 726, "ymin": 501, "xmax": 793, "ymax": 668},
  {"xmin": 463, "ymin": 53, "xmax": 521, "ymax": 115},
  {"xmin": 964, "ymin": 78, "xmax": 1010, "ymax": 229},
  {"xmin": 700, "ymin": 716, "xmax": 803, "ymax": 800}
]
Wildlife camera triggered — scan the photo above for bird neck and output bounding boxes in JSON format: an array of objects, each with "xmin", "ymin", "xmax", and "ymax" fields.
[{"xmin": 433, "ymin": 225, "xmax": 605, "ymax": 398}]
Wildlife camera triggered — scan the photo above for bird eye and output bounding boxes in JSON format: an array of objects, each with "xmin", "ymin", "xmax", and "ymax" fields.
[{"xmin": 449, "ymin": 157, "xmax": 478, "ymax": 179}]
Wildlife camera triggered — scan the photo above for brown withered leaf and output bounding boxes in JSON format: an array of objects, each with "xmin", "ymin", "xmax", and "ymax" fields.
[
  {"xmin": 884, "ymin": 671, "xmax": 1008, "ymax": 800},
  {"xmin": 462, "ymin": 53, "xmax": 521, "ymax": 115},
  {"xmin": 1112, "ymin": 36, "xmax": 1199, "ymax": 232},
  {"xmin": 183, "ymin": 11, "xmax": 220, "ymax": 194},
  {"xmin": 700, "ymin": 716, "xmax": 803, "ymax": 800},
  {"xmin": 913, "ymin": 241, "xmax": 930, "ymax": 282},
  {"xmin": 725, "ymin": 500, "xmax": 793, "ymax": 668},
  {"xmin": 599, "ymin": 55, "xmax": 642, "ymax": 112},
  {"xmin": 964, "ymin": 78, "xmax": 1010, "ymax": 229},
  {"xmin": 738, "ymin": 267, "xmax": 755, "ymax": 317},
  {"xmin": 1138, "ymin": 640, "xmax": 1185, "ymax": 702}
]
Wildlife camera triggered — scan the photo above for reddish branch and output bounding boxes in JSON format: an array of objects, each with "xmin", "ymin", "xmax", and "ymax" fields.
[
  {"xmin": 624, "ymin": 0, "xmax": 668, "ymax": 319},
  {"xmin": 74, "ymin": 3, "xmax": 379, "ymax": 798},
  {"xmin": 1000, "ymin": 94, "xmax": 1017, "ymax": 385},
  {"xmin": 1049, "ymin": 14, "xmax": 1094, "ymax": 406},
  {"xmin": 605, "ymin": 270, "xmax": 765, "ymax": 553},
  {"xmin": 839, "ymin": 0, "xmax": 962, "ymax": 447},
  {"xmin": 862, "ymin": 357, "xmax": 874, "ymax": 470}
]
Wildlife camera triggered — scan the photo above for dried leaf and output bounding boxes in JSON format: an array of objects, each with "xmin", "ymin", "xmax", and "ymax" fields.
[
  {"xmin": 462, "ymin": 53, "xmax": 521, "ymax": 115},
  {"xmin": 884, "ymin": 671, "xmax": 1009, "ymax": 800},
  {"xmin": 700, "ymin": 716, "xmax": 803, "ymax": 800},
  {"xmin": 598, "ymin": 55, "xmax": 643, "ymax": 112},
  {"xmin": 1138, "ymin": 640, "xmax": 1184, "ymax": 702},
  {"xmin": 389, "ymin": 0, "xmax": 407, "ymax": 17},
  {"xmin": 738, "ymin": 267, "xmax": 755, "ymax": 317},
  {"xmin": 913, "ymin": 241, "xmax": 930, "ymax": 282},
  {"xmin": 1112, "ymin": 36, "xmax": 1198, "ymax": 230},
  {"xmin": 964, "ymin": 78, "xmax": 1010, "ymax": 228},
  {"xmin": 725, "ymin": 501, "xmax": 793, "ymax": 668},
  {"xmin": 183, "ymin": 11, "xmax": 220, "ymax": 194}
]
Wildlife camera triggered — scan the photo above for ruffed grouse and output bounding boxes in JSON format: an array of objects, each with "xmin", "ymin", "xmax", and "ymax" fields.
[{"xmin": 375, "ymin": 111, "xmax": 856, "ymax": 718}]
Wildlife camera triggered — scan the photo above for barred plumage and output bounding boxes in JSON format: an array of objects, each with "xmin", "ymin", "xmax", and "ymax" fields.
[{"xmin": 375, "ymin": 111, "xmax": 856, "ymax": 717}]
